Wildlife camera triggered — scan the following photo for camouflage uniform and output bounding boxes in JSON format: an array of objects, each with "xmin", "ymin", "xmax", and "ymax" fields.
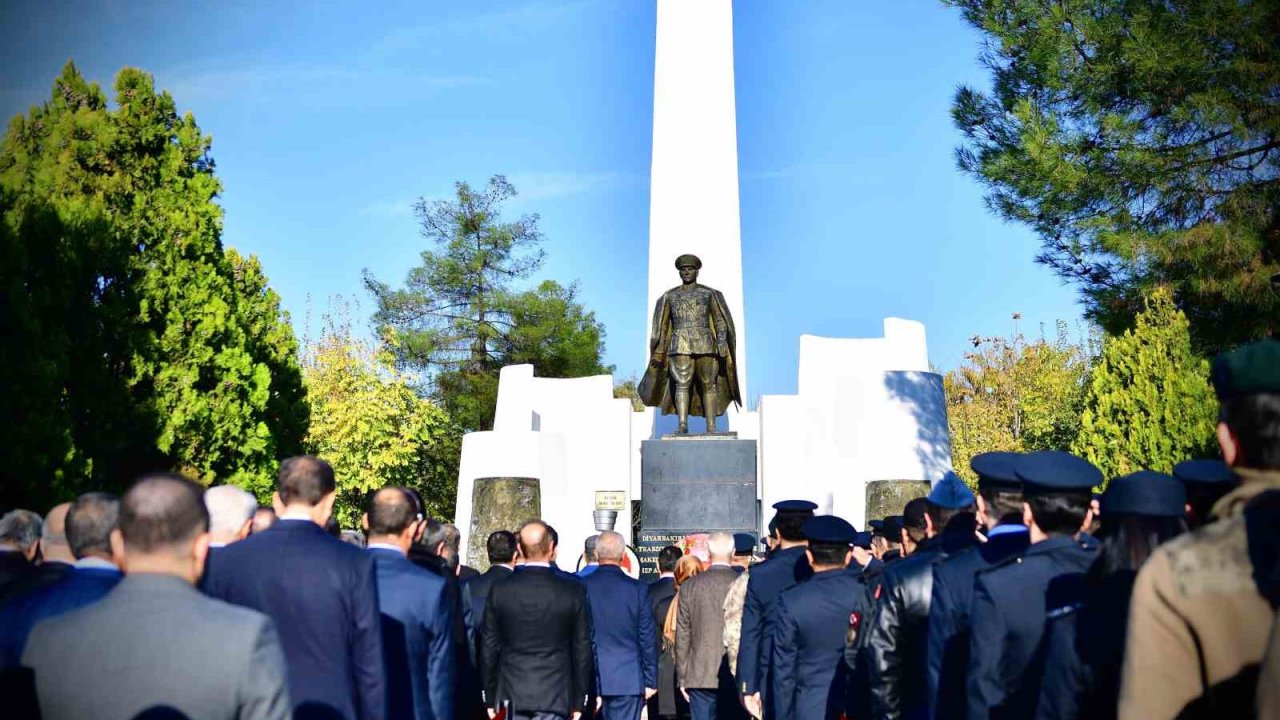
[{"xmin": 722, "ymin": 569, "xmax": 750, "ymax": 676}]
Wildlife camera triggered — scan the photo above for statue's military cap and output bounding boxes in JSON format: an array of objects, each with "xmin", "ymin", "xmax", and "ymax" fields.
[
  {"xmin": 1211, "ymin": 338, "xmax": 1280, "ymax": 399},
  {"xmin": 1173, "ymin": 459, "xmax": 1236, "ymax": 486},
  {"xmin": 928, "ymin": 471, "xmax": 977, "ymax": 509},
  {"xmin": 1014, "ymin": 451, "xmax": 1103, "ymax": 493},
  {"xmin": 674, "ymin": 253, "xmax": 703, "ymax": 269},
  {"xmin": 733, "ymin": 532, "xmax": 756, "ymax": 556},
  {"xmin": 801, "ymin": 515, "xmax": 857, "ymax": 545},
  {"xmin": 970, "ymin": 451, "xmax": 1023, "ymax": 491},
  {"xmin": 1102, "ymin": 471, "xmax": 1186, "ymax": 517}
]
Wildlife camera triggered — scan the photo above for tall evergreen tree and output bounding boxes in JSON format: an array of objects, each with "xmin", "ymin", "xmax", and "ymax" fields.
[
  {"xmin": 1071, "ymin": 288, "xmax": 1218, "ymax": 482},
  {"xmin": 0, "ymin": 63, "xmax": 308, "ymax": 508},
  {"xmin": 365, "ymin": 175, "xmax": 612, "ymax": 431},
  {"xmin": 946, "ymin": 0, "xmax": 1280, "ymax": 352}
]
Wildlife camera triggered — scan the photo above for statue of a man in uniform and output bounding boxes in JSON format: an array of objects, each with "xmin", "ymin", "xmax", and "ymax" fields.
[{"xmin": 639, "ymin": 254, "xmax": 743, "ymax": 434}]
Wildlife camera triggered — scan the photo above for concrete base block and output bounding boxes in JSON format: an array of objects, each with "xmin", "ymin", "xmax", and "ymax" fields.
[
  {"xmin": 864, "ymin": 480, "xmax": 932, "ymax": 523},
  {"xmin": 468, "ymin": 477, "xmax": 540, "ymax": 571}
]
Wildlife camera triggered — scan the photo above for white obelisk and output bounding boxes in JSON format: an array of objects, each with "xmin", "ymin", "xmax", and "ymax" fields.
[{"xmin": 646, "ymin": 0, "xmax": 748, "ymax": 426}]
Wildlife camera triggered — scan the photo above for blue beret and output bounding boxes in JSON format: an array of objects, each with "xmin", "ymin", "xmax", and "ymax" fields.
[
  {"xmin": 1102, "ymin": 471, "xmax": 1186, "ymax": 517},
  {"xmin": 802, "ymin": 515, "xmax": 857, "ymax": 545},
  {"xmin": 1173, "ymin": 459, "xmax": 1236, "ymax": 485},
  {"xmin": 1211, "ymin": 339, "xmax": 1280, "ymax": 399},
  {"xmin": 1014, "ymin": 451, "xmax": 1103, "ymax": 492},
  {"xmin": 733, "ymin": 533, "xmax": 756, "ymax": 555},
  {"xmin": 852, "ymin": 531, "xmax": 873, "ymax": 549},
  {"xmin": 928, "ymin": 471, "xmax": 977, "ymax": 509},
  {"xmin": 773, "ymin": 499, "xmax": 819, "ymax": 513},
  {"xmin": 970, "ymin": 451, "xmax": 1022, "ymax": 491}
]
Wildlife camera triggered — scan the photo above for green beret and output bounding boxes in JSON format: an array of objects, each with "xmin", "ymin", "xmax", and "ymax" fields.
[
  {"xmin": 1211, "ymin": 339, "xmax": 1280, "ymax": 399},
  {"xmin": 674, "ymin": 254, "xmax": 702, "ymax": 270}
]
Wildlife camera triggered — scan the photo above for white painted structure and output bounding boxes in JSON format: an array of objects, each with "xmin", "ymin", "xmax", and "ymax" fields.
[
  {"xmin": 454, "ymin": 365, "xmax": 650, "ymax": 568},
  {"xmin": 758, "ymin": 319, "xmax": 953, "ymax": 528},
  {"xmin": 647, "ymin": 0, "xmax": 748, "ymax": 424}
]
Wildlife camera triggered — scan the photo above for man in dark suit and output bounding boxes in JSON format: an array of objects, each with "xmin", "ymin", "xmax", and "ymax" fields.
[
  {"xmin": 0, "ymin": 492, "xmax": 122, "ymax": 667},
  {"xmin": 737, "ymin": 500, "xmax": 816, "ymax": 719},
  {"xmin": 465, "ymin": 530, "xmax": 517, "ymax": 628},
  {"xmin": 412, "ymin": 513, "xmax": 479, "ymax": 718},
  {"xmin": 481, "ymin": 520, "xmax": 592, "ymax": 720},
  {"xmin": 0, "ymin": 509, "xmax": 41, "ymax": 591},
  {"xmin": 0, "ymin": 503, "xmax": 74, "ymax": 605},
  {"xmin": 584, "ymin": 531, "xmax": 658, "ymax": 719},
  {"xmin": 366, "ymin": 488, "xmax": 455, "ymax": 720},
  {"xmin": 204, "ymin": 455, "xmax": 384, "ymax": 720},
  {"xmin": 647, "ymin": 545, "xmax": 682, "ymax": 720},
  {"xmin": 22, "ymin": 472, "xmax": 290, "ymax": 720},
  {"xmin": 926, "ymin": 452, "xmax": 1029, "ymax": 720}
]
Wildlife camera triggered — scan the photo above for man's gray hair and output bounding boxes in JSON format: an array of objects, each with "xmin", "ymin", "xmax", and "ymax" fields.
[
  {"xmin": 584, "ymin": 534, "xmax": 600, "ymax": 561},
  {"xmin": 204, "ymin": 485, "xmax": 259, "ymax": 536},
  {"xmin": 707, "ymin": 531, "xmax": 734, "ymax": 561},
  {"xmin": 67, "ymin": 493, "xmax": 120, "ymax": 559},
  {"xmin": 596, "ymin": 531, "xmax": 625, "ymax": 563},
  {"xmin": 0, "ymin": 509, "xmax": 42, "ymax": 552}
]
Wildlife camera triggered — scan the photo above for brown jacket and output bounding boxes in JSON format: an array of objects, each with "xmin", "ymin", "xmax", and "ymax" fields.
[
  {"xmin": 1119, "ymin": 468, "xmax": 1280, "ymax": 720},
  {"xmin": 675, "ymin": 565, "xmax": 739, "ymax": 689}
]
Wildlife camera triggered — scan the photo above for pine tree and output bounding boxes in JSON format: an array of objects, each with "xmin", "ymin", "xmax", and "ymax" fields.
[{"xmin": 1071, "ymin": 288, "xmax": 1218, "ymax": 483}]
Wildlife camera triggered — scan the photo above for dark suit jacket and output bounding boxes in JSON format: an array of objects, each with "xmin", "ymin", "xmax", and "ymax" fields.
[
  {"xmin": 0, "ymin": 551, "xmax": 32, "ymax": 591},
  {"xmin": 458, "ymin": 564, "xmax": 480, "ymax": 581},
  {"xmin": 203, "ymin": 519, "xmax": 385, "ymax": 720},
  {"xmin": 369, "ymin": 547, "xmax": 455, "ymax": 720},
  {"xmin": 0, "ymin": 560, "xmax": 72, "ymax": 606},
  {"xmin": 409, "ymin": 547, "xmax": 479, "ymax": 716},
  {"xmin": 480, "ymin": 565, "xmax": 593, "ymax": 715},
  {"xmin": 464, "ymin": 565, "xmax": 513, "ymax": 629},
  {"xmin": 585, "ymin": 565, "xmax": 659, "ymax": 696},
  {"xmin": 0, "ymin": 565, "xmax": 122, "ymax": 667},
  {"xmin": 647, "ymin": 576, "xmax": 678, "ymax": 716}
]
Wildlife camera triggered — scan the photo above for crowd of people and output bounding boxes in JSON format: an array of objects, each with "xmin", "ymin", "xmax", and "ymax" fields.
[{"xmin": 0, "ymin": 341, "xmax": 1277, "ymax": 720}]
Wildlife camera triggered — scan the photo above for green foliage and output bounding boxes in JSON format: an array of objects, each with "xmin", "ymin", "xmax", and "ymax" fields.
[
  {"xmin": 302, "ymin": 303, "xmax": 461, "ymax": 526},
  {"xmin": 365, "ymin": 175, "xmax": 611, "ymax": 431},
  {"xmin": 945, "ymin": 321, "xmax": 1095, "ymax": 487},
  {"xmin": 0, "ymin": 62, "xmax": 307, "ymax": 509},
  {"xmin": 1071, "ymin": 288, "xmax": 1217, "ymax": 482},
  {"xmin": 946, "ymin": 0, "xmax": 1280, "ymax": 353}
]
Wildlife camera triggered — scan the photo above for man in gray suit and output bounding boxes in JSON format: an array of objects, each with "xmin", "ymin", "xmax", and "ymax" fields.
[
  {"xmin": 676, "ymin": 532, "xmax": 745, "ymax": 720},
  {"xmin": 22, "ymin": 472, "xmax": 290, "ymax": 720}
]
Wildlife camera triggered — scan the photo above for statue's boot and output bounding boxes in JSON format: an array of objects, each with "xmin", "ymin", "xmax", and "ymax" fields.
[
  {"xmin": 675, "ymin": 388, "xmax": 691, "ymax": 434},
  {"xmin": 703, "ymin": 389, "xmax": 719, "ymax": 433}
]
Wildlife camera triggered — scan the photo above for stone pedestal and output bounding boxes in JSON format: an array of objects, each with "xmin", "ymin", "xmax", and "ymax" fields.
[
  {"xmin": 638, "ymin": 437, "xmax": 757, "ymax": 579},
  {"xmin": 864, "ymin": 479, "xmax": 931, "ymax": 523},
  {"xmin": 468, "ymin": 477, "xmax": 540, "ymax": 571}
]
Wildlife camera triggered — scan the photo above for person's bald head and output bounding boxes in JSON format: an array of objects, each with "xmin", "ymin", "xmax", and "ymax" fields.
[
  {"xmin": 112, "ymin": 473, "xmax": 210, "ymax": 584},
  {"xmin": 518, "ymin": 520, "xmax": 553, "ymax": 562},
  {"xmin": 596, "ymin": 531, "xmax": 625, "ymax": 565},
  {"xmin": 41, "ymin": 503, "xmax": 73, "ymax": 564},
  {"xmin": 367, "ymin": 488, "xmax": 417, "ymax": 539}
]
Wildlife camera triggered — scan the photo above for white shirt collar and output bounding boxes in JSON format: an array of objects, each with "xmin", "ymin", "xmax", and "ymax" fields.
[
  {"xmin": 209, "ymin": 542, "xmax": 228, "ymax": 548},
  {"xmin": 523, "ymin": 561, "xmax": 551, "ymax": 568},
  {"xmin": 278, "ymin": 509, "xmax": 315, "ymax": 522},
  {"xmin": 74, "ymin": 557, "xmax": 118, "ymax": 571},
  {"xmin": 367, "ymin": 542, "xmax": 406, "ymax": 556},
  {"xmin": 659, "ymin": 572, "xmax": 675, "ymax": 579}
]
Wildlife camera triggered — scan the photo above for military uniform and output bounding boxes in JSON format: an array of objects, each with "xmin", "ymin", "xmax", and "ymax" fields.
[
  {"xmin": 736, "ymin": 545, "xmax": 812, "ymax": 714},
  {"xmin": 772, "ymin": 569, "xmax": 870, "ymax": 720},
  {"xmin": 722, "ymin": 570, "xmax": 749, "ymax": 677}
]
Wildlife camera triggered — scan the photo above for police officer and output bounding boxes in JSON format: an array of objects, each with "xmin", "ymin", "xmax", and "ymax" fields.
[
  {"xmin": 771, "ymin": 516, "xmax": 871, "ymax": 720},
  {"xmin": 736, "ymin": 500, "xmax": 815, "ymax": 719},
  {"xmin": 1172, "ymin": 458, "xmax": 1239, "ymax": 529},
  {"xmin": 732, "ymin": 533, "xmax": 756, "ymax": 572},
  {"xmin": 866, "ymin": 472, "xmax": 981, "ymax": 720},
  {"xmin": 927, "ymin": 452, "xmax": 1030, "ymax": 720},
  {"xmin": 966, "ymin": 450, "xmax": 1100, "ymax": 720},
  {"xmin": 1036, "ymin": 470, "xmax": 1188, "ymax": 720}
]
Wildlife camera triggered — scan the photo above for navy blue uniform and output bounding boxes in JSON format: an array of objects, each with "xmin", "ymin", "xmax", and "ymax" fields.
[
  {"xmin": 1034, "ymin": 572, "xmax": 1135, "ymax": 720},
  {"xmin": 735, "ymin": 545, "xmax": 812, "ymax": 712},
  {"xmin": 966, "ymin": 535, "xmax": 1096, "ymax": 720},
  {"xmin": 926, "ymin": 528, "xmax": 1030, "ymax": 720},
  {"xmin": 771, "ymin": 568, "xmax": 871, "ymax": 720}
]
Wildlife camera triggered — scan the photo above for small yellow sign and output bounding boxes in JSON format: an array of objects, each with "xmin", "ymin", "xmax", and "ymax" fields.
[{"xmin": 595, "ymin": 491, "xmax": 627, "ymax": 511}]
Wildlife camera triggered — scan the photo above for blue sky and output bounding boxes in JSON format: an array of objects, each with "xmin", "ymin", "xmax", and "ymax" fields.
[{"xmin": 0, "ymin": 1, "xmax": 1084, "ymax": 401}]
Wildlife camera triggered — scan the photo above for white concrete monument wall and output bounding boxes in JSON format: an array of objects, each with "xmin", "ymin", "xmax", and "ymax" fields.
[
  {"xmin": 758, "ymin": 319, "xmax": 953, "ymax": 529},
  {"xmin": 454, "ymin": 365, "xmax": 647, "ymax": 569},
  {"xmin": 647, "ymin": 0, "xmax": 749, "ymax": 425}
]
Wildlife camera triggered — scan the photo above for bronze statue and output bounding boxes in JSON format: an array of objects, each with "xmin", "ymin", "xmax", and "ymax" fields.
[{"xmin": 639, "ymin": 254, "xmax": 742, "ymax": 433}]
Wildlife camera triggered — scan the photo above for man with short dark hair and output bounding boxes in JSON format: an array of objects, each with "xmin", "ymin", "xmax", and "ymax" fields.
[
  {"xmin": 22, "ymin": 473, "xmax": 290, "ymax": 720},
  {"xmin": 899, "ymin": 498, "xmax": 930, "ymax": 557},
  {"xmin": 366, "ymin": 488, "xmax": 455, "ymax": 720},
  {"xmin": 481, "ymin": 520, "xmax": 592, "ymax": 720},
  {"xmin": 204, "ymin": 456, "xmax": 384, "ymax": 720},
  {"xmin": 466, "ymin": 530, "xmax": 518, "ymax": 626},
  {"xmin": 737, "ymin": 500, "xmax": 816, "ymax": 719},
  {"xmin": 649, "ymin": 545, "xmax": 682, "ymax": 720},
  {"xmin": 867, "ymin": 474, "xmax": 980, "ymax": 720},
  {"xmin": 577, "ymin": 534, "xmax": 601, "ymax": 578},
  {"xmin": 0, "ymin": 509, "xmax": 42, "ymax": 589},
  {"xmin": 1121, "ymin": 339, "xmax": 1280, "ymax": 719},
  {"xmin": 967, "ymin": 451, "xmax": 1099, "ymax": 720},
  {"xmin": 586, "ymin": 531, "xmax": 658, "ymax": 719},
  {"xmin": 0, "ymin": 492, "xmax": 123, "ymax": 667},
  {"xmin": 927, "ymin": 452, "xmax": 1029, "ymax": 720}
]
